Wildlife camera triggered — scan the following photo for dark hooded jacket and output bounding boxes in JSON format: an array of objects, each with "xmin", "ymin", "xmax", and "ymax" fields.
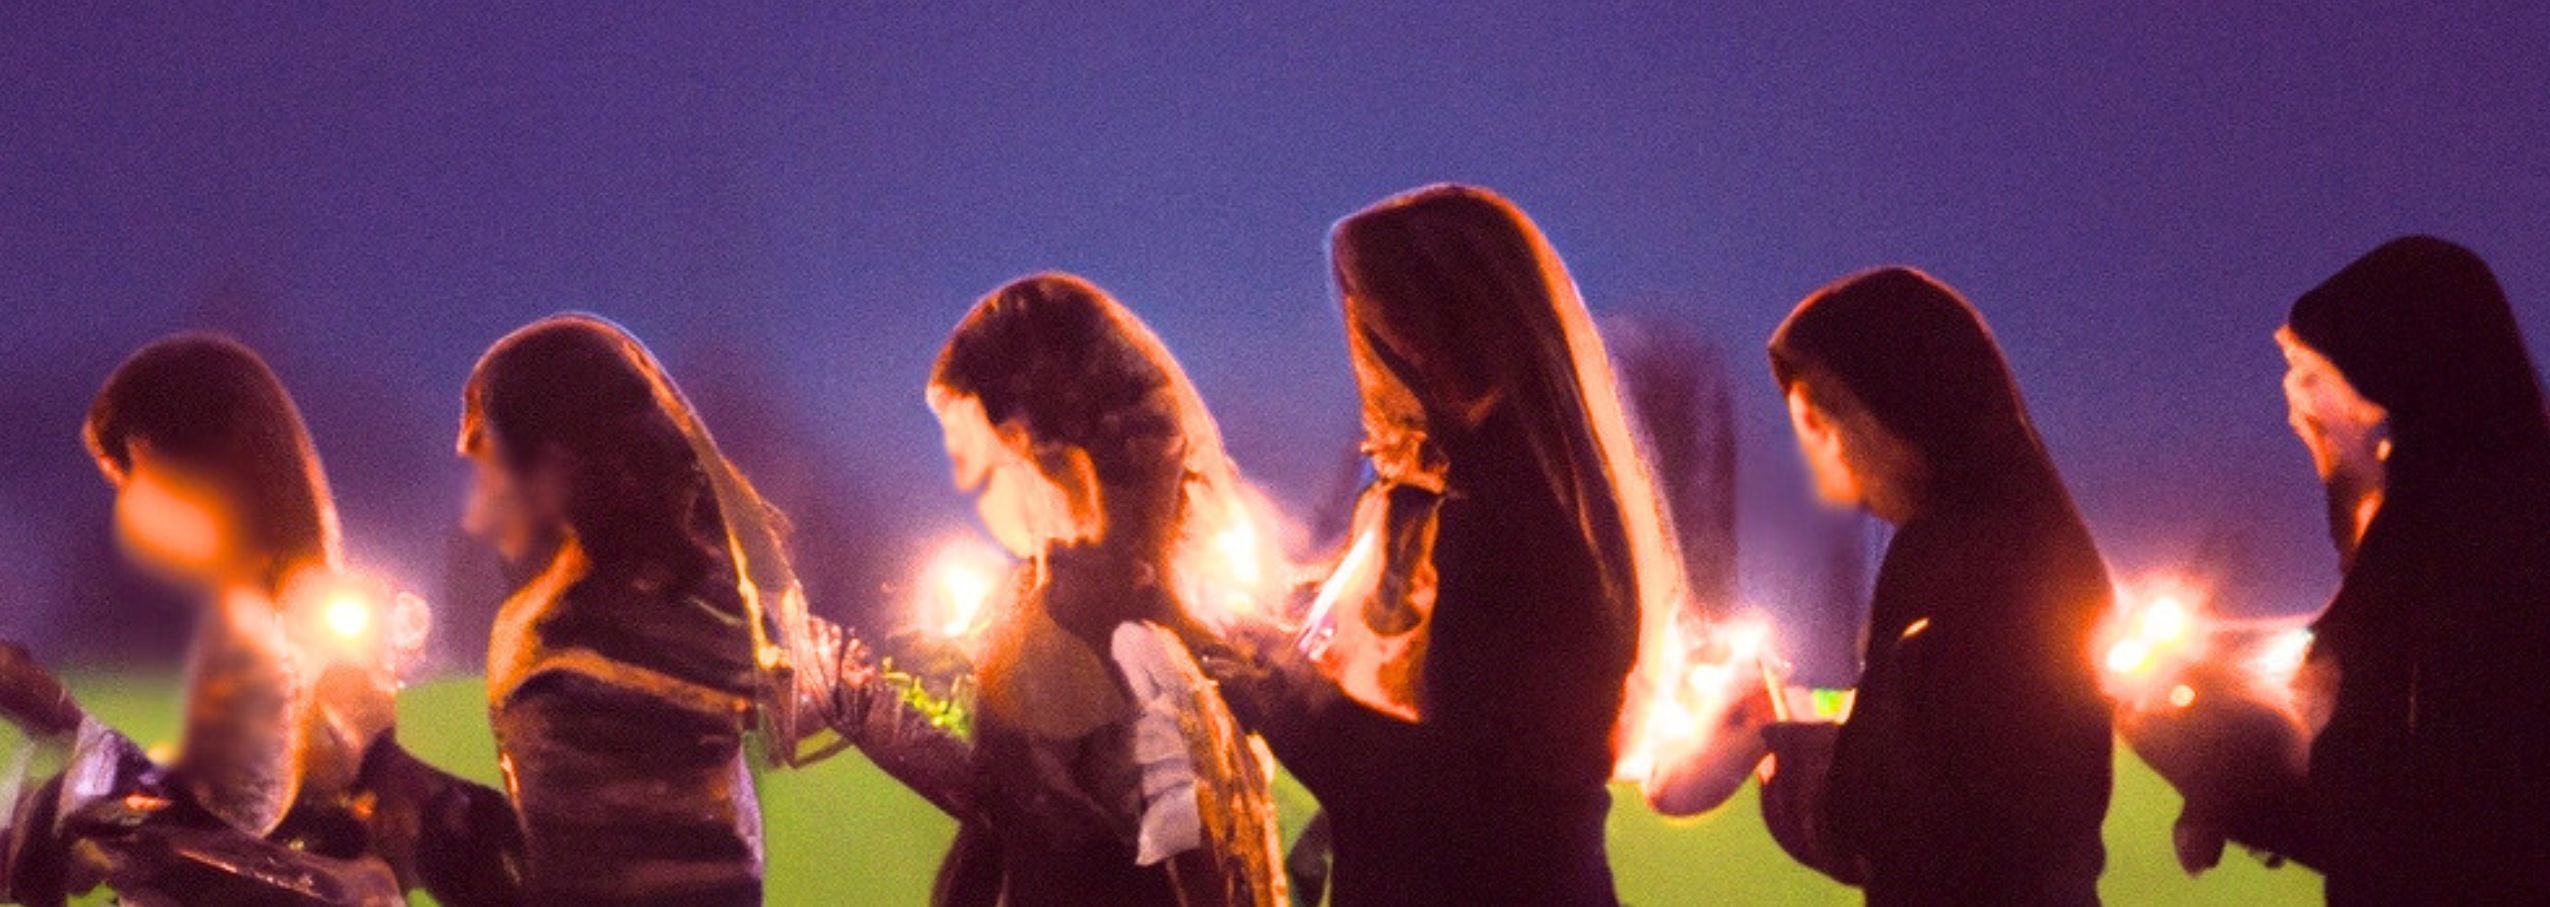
[
  {"xmin": 1770, "ymin": 269, "xmax": 2114, "ymax": 905},
  {"xmin": 2276, "ymin": 236, "xmax": 2550, "ymax": 904}
]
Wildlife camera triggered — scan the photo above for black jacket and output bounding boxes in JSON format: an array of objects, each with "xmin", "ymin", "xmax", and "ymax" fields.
[
  {"xmin": 1771, "ymin": 268, "xmax": 2114, "ymax": 905},
  {"xmin": 2278, "ymin": 236, "xmax": 2550, "ymax": 904},
  {"xmin": 1235, "ymin": 407, "xmax": 1631, "ymax": 906}
]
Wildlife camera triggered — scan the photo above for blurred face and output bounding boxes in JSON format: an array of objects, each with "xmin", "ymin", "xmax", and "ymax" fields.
[
  {"xmin": 459, "ymin": 431, "xmax": 567, "ymax": 567},
  {"xmin": 103, "ymin": 443, "xmax": 250, "ymax": 590},
  {"xmin": 1786, "ymin": 385, "xmax": 1863, "ymax": 508},
  {"xmin": 930, "ymin": 388, "xmax": 1095, "ymax": 557}
]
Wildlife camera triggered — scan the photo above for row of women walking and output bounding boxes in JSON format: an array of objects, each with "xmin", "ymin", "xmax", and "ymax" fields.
[{"xmin": 0, "ymin": 183, "xmax": 2542, "ymax": 906}]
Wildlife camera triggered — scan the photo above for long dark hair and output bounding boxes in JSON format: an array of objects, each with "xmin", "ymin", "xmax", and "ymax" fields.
[
  {"xmin": 462, "ymin": 316, "xmax": 733, "ymax": 583},
  {"xmin": 1331, "ymin": 185, "xmax": 1681, "ymax": 746},
  {"xmin": 2287, "ymin": 237, "xmax": 2550, "ymax": 654},
  {"xmin": 464, "ymin": 314, "xmax": 828, "ymax": 758},
  {"xmin": 930, "ymin": 273, "xmax": 1254, "ymax": 633},
  {"xmin": 1769, "ymin": 267, "xmax": 2063, "ymax": 507},
  {"xmin": 85, "ymin": 334, "xmax": 340, "ymax": 594}
]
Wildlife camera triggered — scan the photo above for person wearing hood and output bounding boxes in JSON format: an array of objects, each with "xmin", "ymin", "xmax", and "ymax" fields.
[
  {"xmin": 2229, "ymin": 237, "xmax": 2550, "ymax": 902},
  {"xmin": 1211, "ymin": 185, "xmax": 1682, "ymax": 905},
  {"xmin": 1758, "ymin": 268, "xmax": 2114, "ymax": 904}
]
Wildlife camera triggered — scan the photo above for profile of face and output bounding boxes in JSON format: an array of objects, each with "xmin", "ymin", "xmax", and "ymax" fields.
[
  {"xmin": 104, "ymin": 442, "xmax": 251, "ymax": 590},
  {"xmin": 1785, "ymin": 386, "xmax": 1862, "ymax": 509},
  {"xmin": 459, "ymin": 435, "xmax": 568, "ymax": 567},
  {"xmin": 930, "ymin": 388, "xmax": 1098, "ymax": 558},
  {"xmin": 2278, "ymin": 328, "xmax": 2389, "ymax": 548},
  {"xmin": 2277, "ymin": 328, "xmax": 2389, "ymax": 486},
  {"xmin": 1784, "ymin": 377, "xmax": 1926, "ymax": 523}
]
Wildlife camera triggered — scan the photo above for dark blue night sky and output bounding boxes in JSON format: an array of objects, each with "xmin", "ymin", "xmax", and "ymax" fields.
[{"xmin": 4, "ymin": 5, "xmax": 2545, "ymax": 662}]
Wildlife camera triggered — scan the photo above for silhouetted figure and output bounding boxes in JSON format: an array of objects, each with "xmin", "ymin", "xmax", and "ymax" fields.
[
  {"xmin": 1, "ymin": 335, "xmax": 500, "ymax": 905},
  {"xmin": 1215, "ymin": 185, "xmax": 1682, "ymax": 905},
  {"xmin": 1760, "ymin": 269, "xmax": 2113, "ymax": 905},
  {"xmin": 918, "ymin": 274, "xmax": 1284, "ymax": 906},
  {"xmin": 2241, "ymin": 237, "xmax": 2550, "ymax": 902},
  {"xmin": 460, "ymin": 317, "xmax": 787, "ymax": 905}
]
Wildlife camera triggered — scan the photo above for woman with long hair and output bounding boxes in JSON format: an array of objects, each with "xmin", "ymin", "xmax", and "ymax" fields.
[
  {"xmin": 1215, "ymin": 185, "xmax": 1681, "ymax": 905},
  {"xmin": 459, "ymin": 315, "xmax": 794, "ymax": 904},
  {"xmin": 913, "ymin": 273, "xmax": 1283, "ymax": 906},
  {"xmin": 0, "ymin": 334, "xmax": 488, "ymax": 905},
  {"xmin": 1758, "ymin": 269, "xmax": 2113, "ymax": 903},
  {"xmin": 2180, "ymin": 237, "xmax": 2550, "ymax": 901},
  {"xmin": 458, "ymin": 314, "xmax": 981, "ymax": 904}
]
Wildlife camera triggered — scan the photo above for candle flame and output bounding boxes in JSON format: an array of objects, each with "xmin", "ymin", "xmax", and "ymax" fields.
[{"xmin": 292, "ymin": 569, "xmax": 431, "ymax": 679}]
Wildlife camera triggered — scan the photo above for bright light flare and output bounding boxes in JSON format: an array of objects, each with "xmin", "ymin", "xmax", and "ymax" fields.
[
  {"xmin": 1616, "ymin": 613, "xmax": 1780, "ymax": 786},
  {"xmin": 916, "ymin": 538, "xmax": 1010, "ymax": 643},
  {"xmin": 290, "ymin": 569, "xmax": 431, "ymax": 679},
  {"xmin": 1215, "ymin": 520, "xmax": 1263, "ymax": 588},
  {"xmin": 2097, "ymin": 576, "xmax": 2216, "ymax": 707},
  {"xmin": 1180, "ymin": 492, "xmax": 1292, "ymax": 629},
  {"xmin": 325, "ymin": 592, "xmax": 373, "ymax": 642},
  {"xmin": 2249, "ymin": 627, "xmax": 2315, "ymax": 688}
]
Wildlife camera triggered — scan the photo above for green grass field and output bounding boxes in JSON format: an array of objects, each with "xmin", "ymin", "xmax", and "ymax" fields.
[{"xmin": 54, "ymin": 674, "xmax": 2319, "ymax": 905}]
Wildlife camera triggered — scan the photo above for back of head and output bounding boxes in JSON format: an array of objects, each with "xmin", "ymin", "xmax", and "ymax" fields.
[
  {"xmin": 930, "ymin": 273, "xmax": 1196, "ymax": 496},
  {"xmin": 2287, "ymin": 236, "xmax": 2549, "ymax": 466},
  {"xmin": 1333, "ymin": 185, "xmax": 1689, "ymax": 761},
  {"xmin": 86, "ymin": 334, "xmax": 339, "ymax": 589},
  {"xmin": 1333, "ymin": 184, "xmax": 1637, "ymax": 596},
  {"xmin": 1770, "ymin": 268, "xmax": 2050, "ymax": 502}
]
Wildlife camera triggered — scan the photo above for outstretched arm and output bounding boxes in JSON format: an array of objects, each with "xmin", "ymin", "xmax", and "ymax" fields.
[{"xmin": 790, "ymin": 616, "xmax": 978, "ymax": 820}]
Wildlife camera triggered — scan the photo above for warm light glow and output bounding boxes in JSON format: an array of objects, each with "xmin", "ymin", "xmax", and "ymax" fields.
[
  {"xmin": 1297, "ymin": 527, "xmax": 1382, "ymax": 657},
  {"xmin": 2168, "ymin": 683, "xmax": 2197, "ymax": 709},
  {"xmin": 916, "ymin": 537, "xmax": 1010, "ymax": 643},
  {"xmin": 326, "ymin": 592, "xmax": 373, "ymax": 642},
  {"xmin": 1178, "ymin": 490, "xmax": 1292, "ymax": 629},
  {"xmin": 285, "ymin": 570, "xmax": 431, "ymax": 680},
  {"xmin": 2140, "ymin": 596, "xmax": 2192, "ymax": 642},
  {"xmin": 1216, "ymin": 520, "xmax": 1262, "ymax": 588},
  {"xmin": 937, "ymin": 563, "xmax": 994, "ymax": 638},
  {"xmin": 2250, "ymin": 627, "xmax": 2315, "ymax": 686},
  {"xmin": 1616, "ymin": 613, "xmax": 1779, "ymax": 786},
  {"xmin": 2096, "ymin": 575, "xmax": 2216, "ymax": 706},
  {"xmin": 2105, "ymin": 638, "xmax": 2153, "ymax": 676},
  {"xmin": 113, "ymin": 469, "xmax": 226, "ymax": 574}
]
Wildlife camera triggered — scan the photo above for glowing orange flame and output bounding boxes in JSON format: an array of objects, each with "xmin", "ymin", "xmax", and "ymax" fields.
[
  {"xmin": 1178, "ymin": 488, "xmax": 1292, "ymax": 629},
  {"xmin": 2098, "ymin": 574, "xmax": 2317, "ymax": 716}
]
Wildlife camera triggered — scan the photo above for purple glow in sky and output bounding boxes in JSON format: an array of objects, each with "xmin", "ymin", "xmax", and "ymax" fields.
[{"xmin": 3, "ymin": 5, "xmax": 2545, "ymax": 661}]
